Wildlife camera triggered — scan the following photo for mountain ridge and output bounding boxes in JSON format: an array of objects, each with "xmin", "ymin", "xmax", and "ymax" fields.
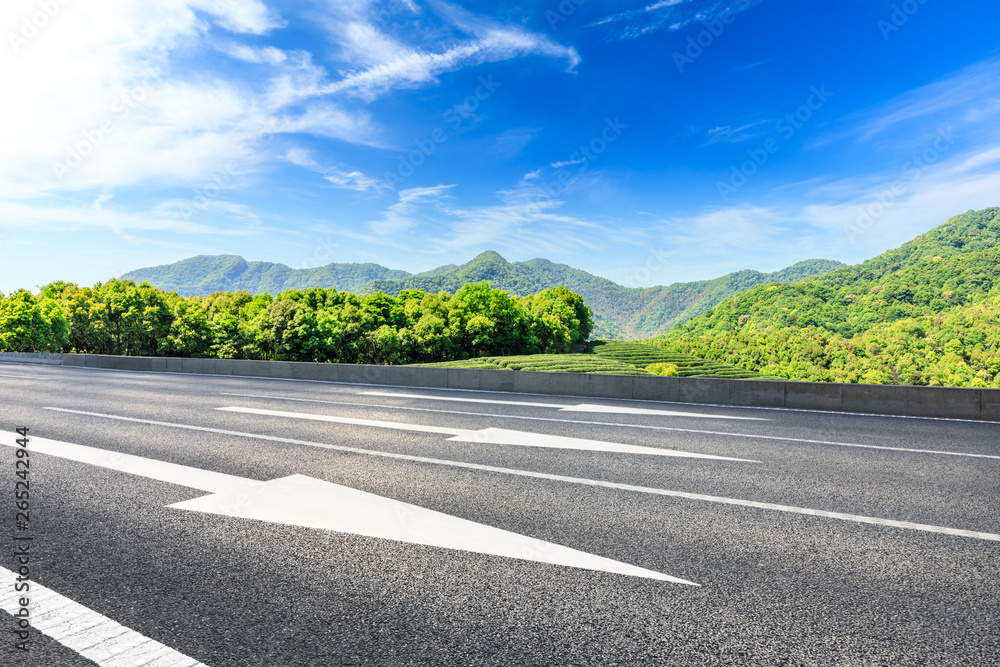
[{"xmin": 121, "ymin": 251, "xmax": 844, "ymax": 338}]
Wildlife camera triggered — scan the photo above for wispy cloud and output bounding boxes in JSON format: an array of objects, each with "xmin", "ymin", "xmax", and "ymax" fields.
[
  {"xmin": 492, "ymin": 127, "xmax": 539, "ymax": 157},
  {"xmin": 731, "ymin": 58, "xmax": 772, "ymax": 73},
  {"xmin": 817, "ymin": 55, "xmax": 1000, "ymax": 148},
  {"xmin": 324, "ymin": 170, "xmax": 385, "ymax": 192},
  {"xmin": 704, "ymin": 120, "xmax": 770, "ymax": 144},
  {"xmin": 0, "ymin": 0, "xmax": 579, "ymax": 225},
  {"xmin": 591, "ymin": 0, "xmax": 764, "ymax": 40},
  {"xmin": 368, "ymin": 184, "xmax": 456, "ymax": 235}
]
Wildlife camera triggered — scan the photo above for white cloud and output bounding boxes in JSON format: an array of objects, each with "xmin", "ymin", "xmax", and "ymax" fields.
[
  {"xmin": 368, "ymin": 184, "xmax": 455, "ymax": 235},
  {"xmin": 0, "ymin": 197, "xmax": 255, "ymax": 237},
  {"xmin": 651, "ymin": 139, "xmax": 1000, "ymax": 284},
  {"xmin": 704, "ymin": 120, "xmax": 770, "ymax": 144},
  {"xmin": 193, "ymin": 0, "xmax": 284, "ymax": 34},
  {"xmin": 324, "ymin": 170, "xmax": 384, "ymax": 192},
  {"xmin": 550, "ymin": 158, "xmax": 586, "ymax": 168},
  {"xmin": 225, "ymin": 44, "xmax": 288, "ymax": 64},
  {"xmin": 591, "ymin": 0, "xmax": 763, "ymax": 40},
  {"xmin": 817, "ymin": 56, "xmax": 1000, "ymax": 149},
  {"xmin": 320, "ymin": 31, "xmax": 577, "ymax": 101},
  {"xmin": 315, "ymin": 0, "xmax": 579, "ymax": 101},
  {"xmin": 362, "ymin": 177, "xmax": 606, "ymax": 255},
  {"xmin": 0, "ymin": 0, "xmax": 584, "ymax": 252},
  {"xmin": 282, "ymin": 147, "xmax": 319, "ymax": 168}
]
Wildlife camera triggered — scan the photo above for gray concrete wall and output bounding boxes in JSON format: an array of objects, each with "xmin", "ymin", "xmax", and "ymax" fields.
[
  {"xmin": 10, "ymin": 353, "xmax": 999, "ymax": 421},
  {"xmin": 0, "ymin": 352, "xmax": 64, "ymax": 365}
]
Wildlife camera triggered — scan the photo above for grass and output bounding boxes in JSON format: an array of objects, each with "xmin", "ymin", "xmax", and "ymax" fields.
[{"xmin": 412, "ymin": 340, "xmax": 776, "ymax": 379}]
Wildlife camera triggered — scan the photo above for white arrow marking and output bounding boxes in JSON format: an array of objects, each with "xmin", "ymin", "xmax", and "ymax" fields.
[
  {"xmin": 359, "ymin": 391, "xmax": 764, "ymax": 420},
  {"xmin": 221, "ymin": 393, "xmax": 1000, "ymax": 460},
  {"xmin": 216, "ymin": 406, "xmax": 757, "ymax": 462},
  {"xmin": 38, "ymin": 411, "xmax": 1000, "ymax": 542},
  {"xmin": 168, "ymin": 474, "xmax": 695, "ymax": 584},
  {"xmin": 0, "ymin": 567, "xmax": 207, "ymax": 666},
  {"xmin": 0, "ymin": 432, "xmax": 697, "ymax": 585}
]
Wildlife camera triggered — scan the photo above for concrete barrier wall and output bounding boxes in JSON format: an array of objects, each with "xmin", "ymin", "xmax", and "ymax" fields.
[
  {"xmin": 38, "ymin": 354, "xmax": 1000, "ymax": 421},
  {"xmin": 0, "ymin": 352, "xmax": 64, "ymax": 365}
]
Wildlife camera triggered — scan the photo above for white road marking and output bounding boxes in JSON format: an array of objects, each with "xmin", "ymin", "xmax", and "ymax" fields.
[
  {"xmin": 170, "ymin": 474, "xmax": 694, "ymax": 583},
  {"xmin": 221, "ymin": 392, "xmax": 1000, "ymax": 460},
  {"xmin": 221, "ymin": 406, "xmax": 469, "ymax": 437},
  {"xmin": 54, "ymin": 364, "xmax": 1000, "ymax": 424},
  {"xmin": 359, "ymin": 390, "xmax": 762, "ymax": 420},
  {"xmin": 39, "ymin": 410, "xmax": 1000, "ymax": 542},
  {"xmin": 362, "ymin": 392, "xmax": 567, "ymax": 409},
  {"xmin": 216, "ymin": 406, "xmax": 756, "ymax": 461},
  {"xmin": 0, "ymin": 566, "xmax": 207, "ymax": 666},
  {"xmin": 0, "ymin": 431, "xmax": 694, "ymax": 584}
]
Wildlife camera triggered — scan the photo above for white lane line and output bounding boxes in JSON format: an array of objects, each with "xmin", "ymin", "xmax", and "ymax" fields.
[
  {"xmin": 0, "ymin": 431, "xmax": 693, "ymax": 584},
  {"xmin": 53, "ymin": 364, "xmax": 1000, "ymax": 425},
  {"xmin": 359, "ymin": 390, "xmax": 763, "ymax": 420},
  {"xmin": 216, "ymin": 406, "xmax": 756, "ymax": 461},
  {"xmin": 361, "ymin": 392, "xmax": 566, "ymax": 409},
  {"xmin": 41, "ymin": 409, "xmax": 1000, "ymax": 542},
  {"xmin": 0, "ymin": 567, "xmax": 207, "ymax": 666},
  {"xmin": 222, "ymin": 407, "xmax": 469, "ymax": 437},
  {"xmin": 221, "ymin": 392, "xmax": 1000, "ymax": 461}
]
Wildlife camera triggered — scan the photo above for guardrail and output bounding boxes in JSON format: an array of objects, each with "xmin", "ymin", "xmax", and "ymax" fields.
[{"xmin": 0, "ymin": 352, "xmax": 979, "ymax": 421}]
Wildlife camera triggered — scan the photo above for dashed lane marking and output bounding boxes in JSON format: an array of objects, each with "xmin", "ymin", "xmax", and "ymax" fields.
[
  {"xmin": 220, "ymin": 392, "xmax": 1000, "ymax": 460},
  {"xmin": 0, "ymin": 567, "xmax": 207, "ymax": 666},
  {"xmin": 359, "ymin": 390, "xmax": 763, "ymax": 420},
  {"xmin": 216, "ymin": 406, "xmax": 756, "ymax": 461}
]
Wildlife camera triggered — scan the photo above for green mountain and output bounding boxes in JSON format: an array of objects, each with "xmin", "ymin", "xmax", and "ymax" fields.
[
  {"xmin": 121, "ymin": 251, "xmax": 843, "ymax": 339},
  {"xmin": 659, "ymin": 207, "xmax": 1000, "ymax": 387},
  {"xmin": 673, "ymin": 207, "xmax": 1000, "ymax": 339},
  {"xmin": 357, "ymin": 252, "xmax": 843, "ymax": 338},
  {"xmin": 120, "ymin": 255, "xmax": 410, "ymax": 296}
]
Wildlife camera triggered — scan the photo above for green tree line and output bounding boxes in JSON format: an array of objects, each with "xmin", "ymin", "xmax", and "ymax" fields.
[
  {"xmin": 654, "ymin": 294, "xmax": 1000, "ymax": 387},
  {"xmin": 0, "ymin": 280, "xmax": 593, "ymax": 365}
]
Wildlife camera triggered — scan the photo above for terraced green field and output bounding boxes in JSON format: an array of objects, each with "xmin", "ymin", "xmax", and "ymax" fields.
[{"xmin": 413, "ymin": 340, "xmax": 773, "ymax": 378}]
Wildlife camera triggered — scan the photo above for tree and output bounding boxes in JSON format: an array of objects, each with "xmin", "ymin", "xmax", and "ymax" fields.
[{"xmin": 0, "ymin": 289, "xmax": 69, "ymax": 352}]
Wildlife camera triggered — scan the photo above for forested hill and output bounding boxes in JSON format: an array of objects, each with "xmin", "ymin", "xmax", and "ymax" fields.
[
  {"xmin": 659, "ymin": 208, "xmax": 1000, "ymax": 387},
  {"xmin": 358, "ymin": 252, "xmax": 843, "ymax": 338},
  {"xmin": 120, "ymin": 255, "xmax": 411, "ymax": 296},
  {"xmin": 123, "ymin": 251, "xmax": 843, "ymax": 339},
  {"xmin": 673, "ymin": 208, "xmax": 1000, "ymax": 338}
]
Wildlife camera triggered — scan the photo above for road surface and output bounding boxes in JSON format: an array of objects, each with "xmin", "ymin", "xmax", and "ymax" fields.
[{"xmin": 1, "ymin": 363, "xmax": 998, "ymax": 665}]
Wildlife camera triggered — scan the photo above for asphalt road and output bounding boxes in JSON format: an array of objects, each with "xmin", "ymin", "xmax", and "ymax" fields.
[{"xmin": 1, "ymin": 363, "xmax": 998, "ymax": 666}]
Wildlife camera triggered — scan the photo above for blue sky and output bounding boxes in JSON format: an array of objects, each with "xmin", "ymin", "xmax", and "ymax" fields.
[{"xmin": 2, "ymin": 0, "xmax": 1000, "ymax": 292}]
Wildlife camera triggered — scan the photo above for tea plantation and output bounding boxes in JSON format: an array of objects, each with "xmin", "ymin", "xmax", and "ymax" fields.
[{"xmin": 414, "ymin": 340, "xmax": 774, "ymax": 378}]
